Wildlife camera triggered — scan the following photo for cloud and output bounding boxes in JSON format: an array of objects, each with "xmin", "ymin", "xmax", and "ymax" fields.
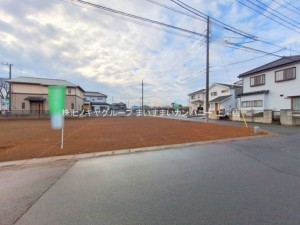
[{"xmin": 0, "ymin": 0, "xmax": 300, "ymax": 106}]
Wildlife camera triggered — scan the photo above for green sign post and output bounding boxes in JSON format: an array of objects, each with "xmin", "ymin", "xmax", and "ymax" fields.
[{"xmin": 48, "ymin": 86, "xmax": 66, "ymax": 149}]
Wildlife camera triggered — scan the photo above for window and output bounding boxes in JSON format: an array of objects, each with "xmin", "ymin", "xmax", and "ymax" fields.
[
  {"xmin": 68, "ymin": 88, "xmax": 72, "ymax": 94},
  {"xmin": 241, "ymin": 100, "xmax": 263, "ymax": 107},
  {"xmin": 221, "ymin": 90, "xmax": 229, "ymax": 93},
  {"xmin": 191, "ymin": 95, "xmax": 195, "ymax": 100},
  {"xmin": 292, "ymin": 97, "xmax": 300, "ymax": 111},
  {"xmin": 22, "ymin": 102, "xmax": 25, "ymax": 109},
  {"xmin": 275, "ymin": 67, "xmax": 296, "ymax": 82},
  {"xmin": 209, "ymin": 103, "xmax": 214, "ymax": 109},
  {"xmin": 71, "ymin": 103, "xmax": 74, "ymax": 109},
  {"xmin": 211, "ymin": 92, "xmax": 217, "ymax": 97},
  {"xmin": 250, "ymin": 74, "xmax": 265, "ymax": 87}
]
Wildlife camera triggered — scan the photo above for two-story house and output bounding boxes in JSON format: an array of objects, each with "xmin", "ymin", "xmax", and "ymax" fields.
[
  {"xmin": 208, "ymin": 83, "xmax": 240, "ymax": 119},
  {"xmin": 237, "ymin": 55, "xmax": 300, "ymax": 114},
  {"xmin": 83, "ymin": 91, "xmax": 109, "ymax": 111},
  {"xmin": 188, "ymin": 89, "xmax": 205, "ymax": 113},
  {"xmin": 188, "ymin": 83, "xmax": 240, "ymax": 119},
  {"xmin": 7, "ymin": 76, "xmax": 85, "ymax": 114}
]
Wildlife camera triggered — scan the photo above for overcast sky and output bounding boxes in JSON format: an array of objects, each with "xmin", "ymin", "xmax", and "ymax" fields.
[{"xmin": 1, "ymin": 0, "xmax": 300, "ymax": 106}]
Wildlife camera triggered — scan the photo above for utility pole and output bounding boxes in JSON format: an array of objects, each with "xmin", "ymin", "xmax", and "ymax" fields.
[
  {"xmin": 142, "ymin": 80, "xmax": 144, "ymax": 115},
  {"xmin": 2, "ymin": 63, "xmax": 13, "ymax": 112},
  {"xmin": 205, "ymin": 17, "xmax": 210, "ymax": 123}
]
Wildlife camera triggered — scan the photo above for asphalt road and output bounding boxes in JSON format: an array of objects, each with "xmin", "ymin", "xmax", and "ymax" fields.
[{"xmin": 1, "ymin": 121, "xmax": 300, "ymax": 225}]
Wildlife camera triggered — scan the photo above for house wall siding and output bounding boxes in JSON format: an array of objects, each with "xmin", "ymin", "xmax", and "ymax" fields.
[
  {"xmin": 11, "ymin": 84, "xmax": 84, "ymax": 111},
  {"xmin": 12, "ymin": 84, "xmax": 47, "ymax": 94},
  {"xmin": 242, "ymin": 63, "xmax": 300, "ymax": 111}
]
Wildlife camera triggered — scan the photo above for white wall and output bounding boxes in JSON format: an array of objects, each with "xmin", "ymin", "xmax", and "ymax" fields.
[
  {"xmin": 85, "ymin": 96, "xmax": 106, "ymax": 103},
  {"xmin": 209, "ymin": 84, "xmax": 236, "ymax": 112},
  {"xmin": 239, "ymin": 94, "xmax": 265, "ymax": 112},
  {"xmin": 209, "ymin": 84, "xmax": 230, "ymax": 100},
  {"xmin": 242, "ymin": 63, "xmax": 300, "ymax": 110}
]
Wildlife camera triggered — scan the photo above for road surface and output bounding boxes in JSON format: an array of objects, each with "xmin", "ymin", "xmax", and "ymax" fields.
[{"xmin": 1, "ymin": 122, "xmax": 300, "ymax": 225}]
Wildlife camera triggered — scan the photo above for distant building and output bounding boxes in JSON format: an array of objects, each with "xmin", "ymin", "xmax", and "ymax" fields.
[
  {"xmin": 188, "ymin": 89, "xmax": 205, "ymax": 113},
  {"xmin": 111, "ymin": 102, "xmax": 127, "ymax": 110},
  {"xmin": 208, "ymin": 83, "xmax": 240, "ymax": 119},
  {"xmin": 83, "ymin": 91, "xmax": 109, "ymax": 111},
  {"xmin": 7, "ymin": 76, "xmax": 84, "ymax": 114}
]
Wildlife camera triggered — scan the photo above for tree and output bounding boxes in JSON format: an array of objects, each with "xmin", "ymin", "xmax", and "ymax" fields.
[
  {"xmin": 0, "ymin": 78, "xmax": 9, "ymax": 100},
  {"xmin": 171, "ymin": 102, "xmax": 182, "ymax": 110}
]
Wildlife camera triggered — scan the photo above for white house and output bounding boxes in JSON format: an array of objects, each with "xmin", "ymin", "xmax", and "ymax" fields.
[
  {"xmin": 83, "ymin": 91, "xmax": 109, "ymax": 110},
  {"xmin": 188, "ymin": 89, "xmax": 205, "ymax": 113},
  {"xmin": 208, "ymin": 83, "xmax": 240, "ymax": 119},
  {"xmin": 188, "ymin": 83, "xmax": 241, "ymax": 119},
  {"xmin": 237, "ymin": 55, "xmax": 300, "ymax": 114}
]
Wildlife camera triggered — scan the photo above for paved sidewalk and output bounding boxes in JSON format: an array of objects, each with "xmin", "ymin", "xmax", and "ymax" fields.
[{"xmin": 168, "ymin": 115, "xmax": 300, "ymax": 135}]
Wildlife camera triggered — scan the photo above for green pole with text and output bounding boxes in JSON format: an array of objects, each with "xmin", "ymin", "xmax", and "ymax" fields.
[{"xmin": 48, "ymin": 86, "xmax": 66, "ymax": 149}]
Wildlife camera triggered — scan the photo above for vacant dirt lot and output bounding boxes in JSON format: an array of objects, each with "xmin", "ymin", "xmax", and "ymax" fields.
[{"xmin": 0, "ymin": 117, "xmax": 254, "ymax": 162}]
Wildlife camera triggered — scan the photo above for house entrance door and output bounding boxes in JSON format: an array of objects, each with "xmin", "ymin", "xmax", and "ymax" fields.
[
  {"xmin": 30, "ymin": 102, "xmax": 43, "ymax": 114},
  {"xmin": 215, "ymin": 103, "xmax": 219, "ymax": 115}
]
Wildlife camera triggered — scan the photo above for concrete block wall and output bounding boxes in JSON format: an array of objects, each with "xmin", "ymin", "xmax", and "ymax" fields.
[
  {"xmin": 232, "ymin": 110, "xmax": 272, "ymax": 124},
  {"xmin": 280, "ymin": 110, "xmax": 294, "ymax": 125}
]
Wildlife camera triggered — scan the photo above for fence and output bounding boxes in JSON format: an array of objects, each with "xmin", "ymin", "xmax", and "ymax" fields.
[
  {"xmin": 0, "ymin": 110, "xmax": 51, "ymax": 119},
  {"xmin": 280, "ymin": 110, "xmax": 300, "ymax": 125},
  {"xmin": 232, "ymin": 109, "xmax": 273, "ymax": 124}
]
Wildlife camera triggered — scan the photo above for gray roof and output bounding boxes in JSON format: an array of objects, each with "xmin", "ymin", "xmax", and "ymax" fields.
[
  {"xmin": 7, "ymin": 76, "xmax": 85, "ymax": 92},
  {"xmin": 189, "ymin": 83, "xmax": 239, "ymax": 96},
  {"xmin": 237, "ymin": 90, "xmax": 269, "ymax": 97},
  {"xmin": 188, "ymin": 89, "xmax": 205, "ymax": 96},
  {"xmin": 84, "ymin": 91, "xmax": 107, "ymax": 98},
  {"xmin": 239, "ymin": 55, "xmax": 300, "ymax": 78},
  {"xmin": 213, "ymin": 83, "xmax": 241, "ymax": 89},
  {"xmin": 210, "ymin": 95, "xmax": 232, "ymax": 103}
]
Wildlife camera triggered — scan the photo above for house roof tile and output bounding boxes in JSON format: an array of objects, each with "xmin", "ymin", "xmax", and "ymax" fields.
[
  {"xmin": 237, "ymin": 90, "xmax": 269, "ymax": 97},
  {"xmin": 239, "ymin": 55, "xmax": 300, "ymax": 78},
  {"xmin": 7, "ymin": 76, "xmax": 85, "ymax": 92},
  {"xmin": 84, "ymin": 91, "xmax": 107, "ymax": 97},
  {"xmin": 209, "ymin": 95, "xmax": 232, "ymax": 103}
]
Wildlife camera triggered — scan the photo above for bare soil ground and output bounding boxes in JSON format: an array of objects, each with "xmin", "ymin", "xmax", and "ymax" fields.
[{"xmin": 0, "ymin": 117, "xmax": 254, "ymax": 162}]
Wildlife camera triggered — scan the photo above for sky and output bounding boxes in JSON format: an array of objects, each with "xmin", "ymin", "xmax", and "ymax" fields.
[{"xmin": 1, "ymin": 0, "xmax": 300, "ymax": 107}]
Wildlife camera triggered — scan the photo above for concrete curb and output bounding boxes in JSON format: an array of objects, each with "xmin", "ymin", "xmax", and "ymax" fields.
[{"xmin": 0, "ymin": 132, "xmax": 273, "ymax": 168}]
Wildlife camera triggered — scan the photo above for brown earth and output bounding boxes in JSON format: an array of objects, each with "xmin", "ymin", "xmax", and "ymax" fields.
[{"xmin": 0, "ymin": 117, "xmax": 255, "ymax": 162}]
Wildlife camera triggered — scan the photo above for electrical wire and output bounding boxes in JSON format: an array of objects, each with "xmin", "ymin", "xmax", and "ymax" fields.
[
  {"xmin": 169, "ymin": 0, "xmax": 291, "ymax": 53},
  {"xmin": 144, "ymin": 0, "xmax": 206, "ymax": 23},
  {"xmin": 250, "ymin": 0, "xmax": 300, "ymax": 27},
  {"xmin": 236, "ymin": 0, "xmax": 300, "ymax": 33},
  {"xmin": 213, "ymin": 49, "xmax": 286, "ymax": 67},
  {"xmin": 223, "ymin": 41, "xmax": 285, "ymax": 57},
  {"xmin": 64, "ymin": 0, "xmax": 206, "ymax": 38},
  {"xmin": 272, "ymin": 0, "xmax": 300, "ymax": 16},
  {"xmin": 170, "ymin": 0, "xmax": 257, "ymax": 39}
]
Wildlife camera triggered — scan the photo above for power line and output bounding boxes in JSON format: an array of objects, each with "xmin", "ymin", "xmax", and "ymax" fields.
[
  {"xmin": 273, "ymin": 0, "xmax": 300, "ymax": 15},
  {"xmin": 215, "ymin": 49, "xmax": 286, "ymax": 67},
  {"xmin": 223, "ymin": 41, "xmax": 285, "ymax": 57},
  {"xmin": 64, "ymin": 0, "xmax": 206, "ymax": 38},
  {"xmin": 144, "ymin": 0, "xmax": 206, "ymax": 23},
  {"xmin": 250, "ymin": 0, "xmax": 300, "ymax": 27},
  {"xmin": 170, "ymin": 0, "xmax": 257, "ymax": 39},
  {"xmin": 169, "ymin": 0, "xmax": 291, "ymax": 53},
  {"xmin": 60, "ymin": 0, "xmax": 200, "ymax": 40},
  {"xmin": 236, "ymin": 0, "xmax": 300, "ymax": 33}
]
